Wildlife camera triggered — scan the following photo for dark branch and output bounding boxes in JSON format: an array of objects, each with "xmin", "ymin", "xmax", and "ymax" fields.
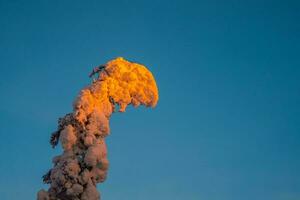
[
  {"xmin": 50, "ymin": 131, "xmax": 60, "ymax": 148},
  {"xmin": 42, "ymin": 170, "xmax": 52, "ymax": 184}
]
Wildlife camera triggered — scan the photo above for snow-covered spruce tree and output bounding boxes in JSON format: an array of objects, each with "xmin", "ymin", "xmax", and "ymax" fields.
[{"xmin": 37, "ymin": 57, "xmax": 158, "ymax": 200}]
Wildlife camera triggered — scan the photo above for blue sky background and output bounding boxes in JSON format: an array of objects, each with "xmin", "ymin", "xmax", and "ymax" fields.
[{"xmin": 0, "ymin": 0, "xmax": 299, "ymax": 199}]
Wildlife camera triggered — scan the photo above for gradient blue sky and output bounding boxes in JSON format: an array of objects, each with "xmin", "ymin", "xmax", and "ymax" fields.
[{"xmin": 0, "ymin": 0, "xmax": 299, "ymax": 199}]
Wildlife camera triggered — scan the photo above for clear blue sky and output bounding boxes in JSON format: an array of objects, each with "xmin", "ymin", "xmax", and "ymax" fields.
[{"xmin": 0, "ymin": 0, "xmax": 299, "ymax": 199}]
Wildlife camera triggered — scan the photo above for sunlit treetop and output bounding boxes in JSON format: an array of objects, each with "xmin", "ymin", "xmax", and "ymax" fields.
[{"xmin": 73, "ymin": 57, "xmax": 159, "ymax": 124}]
